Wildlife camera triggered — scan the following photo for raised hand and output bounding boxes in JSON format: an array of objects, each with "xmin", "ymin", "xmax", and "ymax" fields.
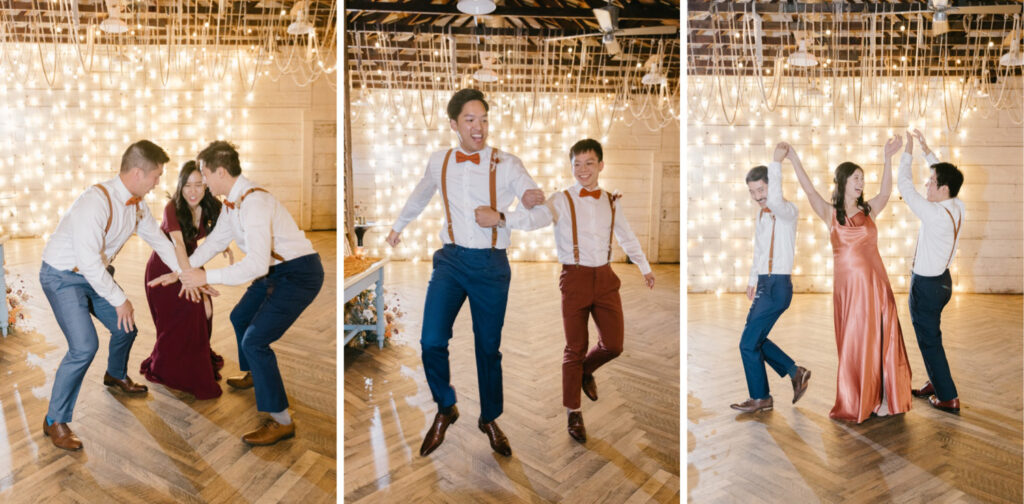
[
  {"xmin": 773, "ymin": 142, "xmax": 790, "ymax": 163},
  {"xmin": 904, "ymin": 131, "xmax": 913, "ymax": 154},
  {"xmin": 521, "ymin": 188, "xmax": 545, "ymax": 209},
  {"xmin": 911, "ymin": 128, "xmax": 931, "ymax": 155},
  {"xmin": 883, "ymin": 135, "xmax": 903, "ymax": 158}
]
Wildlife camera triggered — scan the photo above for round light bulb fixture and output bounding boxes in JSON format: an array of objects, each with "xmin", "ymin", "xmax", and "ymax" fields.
[
  {"xmin": 100, "ymin": 18, "xmax": 129, "ymax": 34},
  {"xmin": 457, "ymin": 0, "xmax": 496, "ymax": 15}
]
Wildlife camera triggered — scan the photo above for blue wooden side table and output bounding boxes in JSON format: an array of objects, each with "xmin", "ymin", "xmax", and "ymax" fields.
[{"xmin": 343, "ymin": 258, "xmax": 388, "ymax": 349}]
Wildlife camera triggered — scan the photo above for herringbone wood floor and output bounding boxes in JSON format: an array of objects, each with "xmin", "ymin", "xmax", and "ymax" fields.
[
  {"xmin": 0, "ymin": 232, "xmax": 337, "ymax": 503},
  {"xmin": 688, "ymin": 293, "xmax": 1023, "ymax": 503},
  {"xmin": 344, "ymin": 262, "xmax": 681, "ymax": 503}
]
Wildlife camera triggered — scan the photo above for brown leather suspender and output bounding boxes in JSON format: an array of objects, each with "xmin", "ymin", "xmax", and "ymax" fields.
[
  {"xmin": 440, "ymin": 149, "xmax": 456, "ymax": 242},
  {"xmin": 563, "ymin": 188, "xmax": 616, "ymax": 265},
  {"xmin": 440, "ymin": 148, "xmax": 499, "ymax": 249},
  {"xmin": 231, "ymin": 187, "xmax": 285, "ymax": 262}
]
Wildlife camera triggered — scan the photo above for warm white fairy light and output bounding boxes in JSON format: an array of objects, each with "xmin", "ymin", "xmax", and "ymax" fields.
[{"xmin": 686, "ymin": 74, "xmax": 1007, "ymax": 294}]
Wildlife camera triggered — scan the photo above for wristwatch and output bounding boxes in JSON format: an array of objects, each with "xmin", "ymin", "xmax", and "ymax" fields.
[{"xmin": 498, "ymin": 212, "xmax": 506, "ymax": 228}]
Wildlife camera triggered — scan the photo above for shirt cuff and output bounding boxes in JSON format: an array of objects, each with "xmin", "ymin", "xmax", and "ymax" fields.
[{"xmin": 206, "ymin": 268, "xmax": 223, "ymax": 285}]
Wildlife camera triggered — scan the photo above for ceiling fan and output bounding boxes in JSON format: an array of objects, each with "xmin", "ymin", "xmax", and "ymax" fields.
[
  {"xmin": 545, "ymin": 4, "xmax": 678, "ymax": 56},
  {"xmin": 901, "ymin": 0, "xmax": 1023, "ymax": 36}
]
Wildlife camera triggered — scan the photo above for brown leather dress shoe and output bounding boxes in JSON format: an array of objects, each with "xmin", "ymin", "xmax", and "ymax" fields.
[
  {"xmin": 791, "ymin": 366, "xmax": 811, "ymax": 404},
  {"xmin": 912, "ymin": 381, "xmax": 934, "ymax": 398},
  {"xmin": 730, "ymin": 397, "xmax": 773, "ymax": 413},
  {"xmin": 242, "ymin": 419, "xmax": 296, "ymax": 446},
  {"xmin": 43, "ymin": 420, "xmax": 83, "ymax": 451},
  {"xmin": 478, "ymin": 419, "xmax": 512, "ymax": 457},
  {"xmin": 103, "ymin": 372, "xmax": 148, "ymax": 395},
  {"xmin": 226, "ymin": 372, "xmax": 254, "ymax": 390},
  {"xmin": 567, "ymin": 411, "xmax": 586, "ymax": 443},
  {"xmin": 582, "ymin": 374, "xmax": 598, "ymax": 402},
  {"xmin": 929, "ymin": 395, "xmax": 960, "ymax": 414},
  {"xmin": 419, "ymin": 405, "xmax": 459, "ymax": 457}
]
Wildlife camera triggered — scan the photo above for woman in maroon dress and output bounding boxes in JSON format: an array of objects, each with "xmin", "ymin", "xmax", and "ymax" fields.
[{"xmin": 141, "ymin": 161, "xmax": 225, "ymax": 399}]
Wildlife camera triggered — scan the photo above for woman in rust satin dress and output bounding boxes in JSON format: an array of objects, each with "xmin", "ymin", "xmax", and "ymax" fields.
[{"xmin": 787, "ymin": 138, "xmax": 913, "ymax": 423}]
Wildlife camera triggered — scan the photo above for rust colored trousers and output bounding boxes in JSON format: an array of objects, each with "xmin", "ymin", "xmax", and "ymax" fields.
[{"xmin": 560, "ymin": 264, "xmax": 624, "ymax": 410}]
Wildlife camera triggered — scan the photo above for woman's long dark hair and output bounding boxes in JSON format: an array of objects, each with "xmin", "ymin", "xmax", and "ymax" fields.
[
  {"xmin": 173, "ymin": 161, "xmax": 221, "ymax": 252},
  {"xmin": 831, "ymin": 162, "xmax": 871, "ymax": 226}
]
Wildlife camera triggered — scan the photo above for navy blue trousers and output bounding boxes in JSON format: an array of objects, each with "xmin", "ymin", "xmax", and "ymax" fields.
[
  {"xmin": 421, "ymin": 244, "xmax": 510, "ymax": 423},
  {"xmin": 230, "ymin": 253, "xmax": 323, "ymax": 413},
  {"xmin": 739, "ymin": 275, "xmax": 797, "ymax": 400},
  {"xmin": 909, "ymin": 270, "xmax": 958, "ymax": 401}
]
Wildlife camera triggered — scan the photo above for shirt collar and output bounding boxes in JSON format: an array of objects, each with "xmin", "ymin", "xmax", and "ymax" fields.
[
  {"xmin": 226, "ymin": 175, "xmax": 252, "ymax": 203},
  {"xmin": 110, "ymin": 176, "xmax": 133, "ymax": 204}
]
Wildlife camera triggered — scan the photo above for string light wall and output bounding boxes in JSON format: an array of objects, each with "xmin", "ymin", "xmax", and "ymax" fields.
[{"xmin": 350, "ymin": 88, "xmax": 680, "ymax": 263}]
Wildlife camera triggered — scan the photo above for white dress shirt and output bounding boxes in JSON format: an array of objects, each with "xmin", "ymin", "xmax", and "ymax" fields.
[
  {"xmin": 748, "ymin": 162, "xmax": 799, "ymax": 286},
  {"xmin": 897, "ymin": 152, "xmax": 966, "ymax": 277},
  {"xmin": 540, "ymin": 184, "xmax": 651, "ymax": 274},
  {"xmin": 190, "ymin": 175, "xmax": 316, "ymax": 286},
  {"xmin": 391, "ymin": 146, "xmax": 549, "ymax": 249},
  {"xmin": 42, "ymin": 176, "xmax": 180, "ymax": 307}
]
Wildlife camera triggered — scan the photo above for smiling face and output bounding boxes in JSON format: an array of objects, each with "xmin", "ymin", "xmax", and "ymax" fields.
[
  {"xmin": 844, "ymin": 168, "xmax": 865, "ymax": 204},
  {"xmin": 181, "ymin": 170, "xmax": 205, "ymax": 209},
  {"xmin": 450, "ymin": 99, "xmax": 488, "ymax": 153},
  {"xmin": 199, "ymin": 160, "xmax": 229, "ymax": 197},
  {"xmin": 747, "ymin": 180, "xmax": 768, "ymax": 209},
  {"xmin": 572, "ymin": 150, "xmax": 603, "ymax": 190}
]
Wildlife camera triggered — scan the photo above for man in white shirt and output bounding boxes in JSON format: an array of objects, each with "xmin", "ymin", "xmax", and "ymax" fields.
[
  {"xmin": 530, "ymin": 138, "xmax": 655, "ymax": 443},
  {"xmin": 899, "ymin": 129, "xmax": 965, "ymax": 414},
  {"xmin": 730, "ymin": 142, "xmax": 811, "ymax": 414},
  {"xmin": 156, "ymin": 140, "xmax": 324, "ymax": 446},
  {"xmin": 385, "ymin": 88, "xmax": 547, "ymax": 458},
  {"xmin": 40, "ymin": 140, "xmax": 186, "ymax": 451}
]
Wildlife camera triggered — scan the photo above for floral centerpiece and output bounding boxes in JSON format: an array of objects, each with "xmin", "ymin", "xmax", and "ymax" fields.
[
  {"xmin": 343, "ymin": 256, "xmax": 404, "ymax": 347},
  {"xmin": 5, "ymin": 272, "xmax": 30, "ymax": 332}
]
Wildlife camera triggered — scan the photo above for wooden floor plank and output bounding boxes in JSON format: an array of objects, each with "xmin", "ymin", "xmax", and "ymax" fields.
[
  {"xmin": 687, "ymin": 292, "xmax": 1023, "ymax": 503},
  {"xmin": 344, "ymin": 261, "xmax": 681, "ymax": 503},
  {"xmin": 0, "ymin": 233, "xmax": 337, "ymax": 502}
]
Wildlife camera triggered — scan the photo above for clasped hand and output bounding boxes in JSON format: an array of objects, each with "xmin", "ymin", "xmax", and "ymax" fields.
[{"xmin": 146, "ymin": 268, "xmax": 219, "ymax": 302}]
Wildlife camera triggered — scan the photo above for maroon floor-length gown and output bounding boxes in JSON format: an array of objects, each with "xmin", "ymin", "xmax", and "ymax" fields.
[
  {"xmin": 141, "ymin": 201, "xmax": 223, "ymax": 399},
  {"xmin": 829, "ymin": 210, "xmax": 912, "ymax": 423}
]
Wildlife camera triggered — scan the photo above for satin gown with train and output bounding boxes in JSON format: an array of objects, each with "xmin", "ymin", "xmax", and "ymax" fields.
[{"xmin": 829, "ymin": 210, "xmax": 912, "ymax": 423}]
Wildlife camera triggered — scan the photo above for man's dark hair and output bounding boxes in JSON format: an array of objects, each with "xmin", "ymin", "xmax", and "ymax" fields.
[
  {"xmin": 446, "ymin": 88, "xmax": 489, "ymax": 121},
  {"xmin": 745, "ymin": 165, "xmax": 768, "ymax": 184},
  {"xmin": 120, "ymin": 140, "xmax": 169, "ymax": 173},
  {"xmin": 932, "ymin": 162, "xmax": 964, "ymax": 198},
  {"xmin": 197, "ymin": 140, "xmax": 242, "ymax": 177},
  {"xmin": 570, "ymin": 139, "xmax": 603, "ymax": 162}
]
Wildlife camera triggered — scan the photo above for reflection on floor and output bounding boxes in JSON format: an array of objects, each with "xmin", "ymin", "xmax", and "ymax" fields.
[
  {"xmin": 0, "ymin": 233, "xmax": 337, "ymax": 502},
  {"xmin": 688, "ymin": 292, "xmax": 1023, "ymax": 503},
  {"xmin": 344, "ymin": 261, "xmax": 681, "ymax": 503}
]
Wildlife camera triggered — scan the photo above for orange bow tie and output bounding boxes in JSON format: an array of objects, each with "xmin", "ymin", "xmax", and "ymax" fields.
[
  {"xmin": 456, "ymin": 151, "xmax": 480, "ymax": 164},
  {"xmin": 125, "ymin": 196, "xmax": 143, "ymax": 206},
  {"xmin": 580, "ymin": 188, "xmax": 602, "ymax": 199},
  {"xmin": 224, "ymin": 199, "xmax": 236, "ymax": 210},
  {"xmin": 760, "ymin": 207, "xmax": 772, "ymax": 215}
]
